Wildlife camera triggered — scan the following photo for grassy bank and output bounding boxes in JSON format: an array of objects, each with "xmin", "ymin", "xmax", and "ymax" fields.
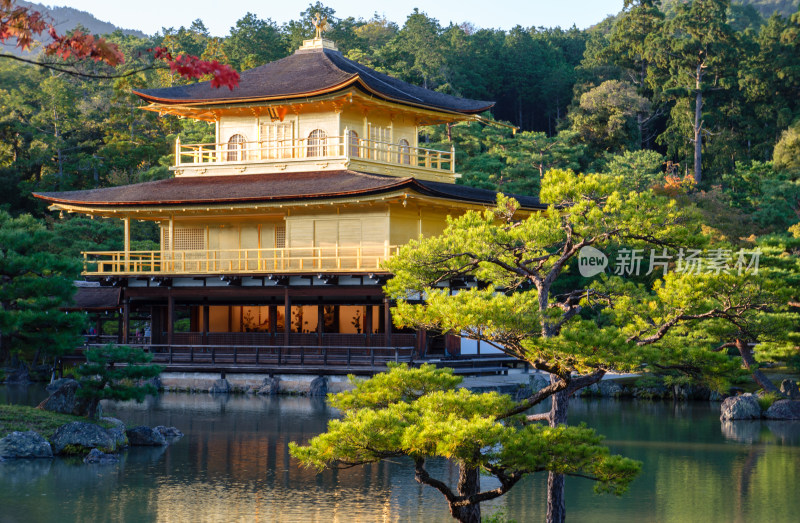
[{"xmin": 0, "ymin": 405, "xmax": 111, "ymax": 440}]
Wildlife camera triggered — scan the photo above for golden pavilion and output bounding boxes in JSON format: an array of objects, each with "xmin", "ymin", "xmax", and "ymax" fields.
[{"xmin": 35, "ymin": 34, "xmax": 542, "ymax": 364}]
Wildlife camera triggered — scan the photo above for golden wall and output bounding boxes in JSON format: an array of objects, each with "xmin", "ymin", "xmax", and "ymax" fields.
[{"xmin": 157, "ymin": 202, "xmax": 462, "ymax": 269}]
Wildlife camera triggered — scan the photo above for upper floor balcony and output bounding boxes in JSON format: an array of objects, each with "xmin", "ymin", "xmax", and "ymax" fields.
[
  {"xmin": 173, "ymin": 130, "xmax": 457, "ymax": 182},
  {"xmin": 82, "ymin": 245, "xmax": 400, "ymax": 277}
]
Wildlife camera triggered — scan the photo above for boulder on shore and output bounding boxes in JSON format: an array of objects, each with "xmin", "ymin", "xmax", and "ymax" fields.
[
  {"xmin": 106, "ymin": 427, "xmax": 129, "ymax": 449},
  {"xmin": 720, "ymin": 393, "xmax": 762, "ymax": 420},
  {"xmin": 309, "ymin": 376, "xmax": 328, "ymax": 397},
  {"xmin": 83, "ymin": 448, "xmax": 119, "ymax": 464},
  {"xmin": 765, "ymin": 399, "xmax": 800, "ymax": 420},
  {"xmin": 528, "ymin": 373, "xmax": 550, "ymax": 392},
  {"xmin": 126, "ymin": 426, "xmax": 167, "ymax": 446},
  {"xmin": 0, "ymin": 431, "xmax": 53, "ymax": 459},
  {"xmin": 37, "ymin": 378, "xmax": 93, "ymax": 417},
  {"xmin": 51, "ymin": 422, "xmax": 117, "ymax": 455},
  {"xmin": 779, "ymin": 379, "xmax": 800, "ymax": 400}
]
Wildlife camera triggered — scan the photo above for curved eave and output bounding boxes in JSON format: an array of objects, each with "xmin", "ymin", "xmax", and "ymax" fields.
[
  {"xmin": 133, "ymin": 76, "xmax": 493, "ymax": 116},
  {"xmin": 32, "ymin": 177, "xmax": 415, "ymax": 208}
]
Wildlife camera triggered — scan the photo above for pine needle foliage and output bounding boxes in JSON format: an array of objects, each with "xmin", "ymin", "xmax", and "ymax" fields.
[
  {"xmin": 290, "ymin": 364, "xmax": 641, "ymax": 522},
  {"xmin": 75, "ymin": 344, "xmax": 162, "ymax": 419}
]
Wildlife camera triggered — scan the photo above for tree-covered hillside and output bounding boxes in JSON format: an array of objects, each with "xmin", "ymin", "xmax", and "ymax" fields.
[
  {"xmin": 0, "ymin": 0, "xmax": 797, "ymax": 238},
  {"xmin": 1, "ymin": 1, "xmax": 146, "ymax": 57}
]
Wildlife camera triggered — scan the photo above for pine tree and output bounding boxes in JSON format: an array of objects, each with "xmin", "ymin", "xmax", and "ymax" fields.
[
  {"xmin": 75, "ymin": 344, "xmax": 163, "ymax": 419},
  {"xmin": 291, "ymin": 363, "xmax": 640, "ymax": 523},
  {"xmin": 0, "ymin": 211, "xmax": 85, "ymax": 368}
]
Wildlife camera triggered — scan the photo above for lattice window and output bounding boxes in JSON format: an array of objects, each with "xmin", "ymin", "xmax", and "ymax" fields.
[
  {"xmin": 260, "ymin": 122, "xmax": 293, "ymax": 159},
  {"xmin": 275, "ymin": 225, "xmax": 286, "ymax": 249},
  {"xmin": 398, "ymin": 138, "xmax": 411, "ymax": 164},
  {"xmin": 174, "ymin": 228, "xmax": 205, "ymax": 250},
  {"xmin": 161, "ymin": 226, "xmax": 170, "ymax": 250},
  {"xmin": 369, "ymin": 125, "xmax": 389, "ymax": 161},
  {"xmin": 227, "ymin": 134, "xmax": 247, "ymax": 162},
  {"xmin": 347, "ymin": 129, "xmax": 359, "ymax": 157},
  {"xmin": 307, "ymin": 129, "xmax": 327, "ymax": 157}
]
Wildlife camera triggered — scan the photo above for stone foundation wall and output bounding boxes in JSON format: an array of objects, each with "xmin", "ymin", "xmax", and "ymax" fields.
[{"xmin": 159, "ymin": 372, "xmax": 355, "ymax": 395}]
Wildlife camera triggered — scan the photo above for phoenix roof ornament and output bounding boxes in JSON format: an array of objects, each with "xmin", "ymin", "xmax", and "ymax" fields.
[{"xmin": 312, "ymin": 14, "xmax": 328, "ymax": 39}]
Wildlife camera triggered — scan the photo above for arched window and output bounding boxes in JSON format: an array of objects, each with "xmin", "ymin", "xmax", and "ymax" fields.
[
  {"xmin": 398, "ymin": 138, "xmax": 411, "ymax": 165},
  {"xmin": 307, "ymin": 129, "xmax": 327, "ymax": 157},
  {"xmin": 227, "ymin": 134, "xmax": 247, "ymax": 162},
  {"xmin": 347, "ymin": 130, "xmax": 359, "ymax": 157}
]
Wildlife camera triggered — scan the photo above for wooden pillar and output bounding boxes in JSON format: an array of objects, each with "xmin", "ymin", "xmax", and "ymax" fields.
[
  {"xmin": 283, "ymin": 287, "xmax": 291, "ymax": 346},
  {"xmin": 317, "ymin": 300, "xmax": 324, "ymax": 347},
  {"xmin": 122, "ymin": 299, "xmax": 130, "ymax": 344},
  {"xmin": 383, "ymin": 297, "xmax": 392, "ymax": 347},
  {"xmin": 116, "ymin": 308, "xmax": 123, "ymax": 343},
  {"xmin": 416, "ymin": 329, "xmax": 427, "ymax": 359},
  {"xmin": 202, "ymin": 300, "xmax": 209, "ymax": 345},
  {"xmin": 150, "ymin": 306, "xmax": 160, "ymax": 344},
  {"xmin": 123, "ymin": 216, "xmax": 130, "ymax": 272},
  {"xmin": 269, "ymin": 303, "xmax": 278, "ymax": 338},
  {"xmin": 364, "ymin": 304, "xmax": 373, "ymax": 346},
  {"xmin": 167, "ymin": 294, "xmax": 174, "ymax": 346}
]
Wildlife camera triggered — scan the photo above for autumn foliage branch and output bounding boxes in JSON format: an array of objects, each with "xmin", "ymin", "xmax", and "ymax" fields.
[{"xmin": 0, "ymin": 0, "xmax": 239, "ymax": 88}]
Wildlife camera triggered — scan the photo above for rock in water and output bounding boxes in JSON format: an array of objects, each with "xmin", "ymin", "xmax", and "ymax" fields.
[
  {"xmin": 0, "ymin": 431, "xmax": 53, "ymax": 459},
  {"xmin": 779, "ymin": 379, "xmax": 800, "ymax": 400},
  {"xmin": 83, "ymin": 448, "xmax": 119, "ymax": 464},
  {"xmin": 309, "ymin": 376, "xmax": 328, "ymax": 397},
  {"xmin": 210, "ymin": 379, "xmax": 231, "ymax": 394},
  {"xmin": 765, "ymin": 400, "xmax": 800, "ymax": 420},
  {"xmin": 52, "ymin": 422, "xmax": 117, "ymax": 455},
  {"xmin": 126, "ymin": 426, "xmax": 167, "ymax": 446},
  {"xmin": 154, "ymin": 426, "xmax": 184, "ymax": 439},
  {"xmin": 257, "ymin": 376, "xmax": 281, "ymax": 395},
  {"xmin": 4, "ymin": 367, "xmax": 30, "ymax": 384},
  {"xmin": 720, "ymin": 393, "xmax": 762, "ymax": 420}
]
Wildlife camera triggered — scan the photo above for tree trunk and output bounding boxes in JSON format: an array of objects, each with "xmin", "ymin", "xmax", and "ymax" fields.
[
  {"xmin": 735, "ymin": 339, "xmax": 781, "ymax": 395},
  {"xmin": 546, "ymin": 376, "xmax": 570, "ymax": 523},
  {"xmin": 450, "ymin": 464, "xmax": 481, "ymax": 523},
  {"xmin": 693, "ymin": 66, "xmax": 703, "ymax": 184},
  {"xmin": 85, "ymin": 398, "xmax": 101, "ymax": 420}
]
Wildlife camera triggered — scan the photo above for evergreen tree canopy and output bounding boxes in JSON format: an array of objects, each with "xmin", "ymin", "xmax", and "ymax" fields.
[
  {"xmin": 0, "ymin": 210, "xmax": 84, "ymax": 366},
  {"xmin": 290, "ymin": 364, "xmax": 641, "ymax": 523}
]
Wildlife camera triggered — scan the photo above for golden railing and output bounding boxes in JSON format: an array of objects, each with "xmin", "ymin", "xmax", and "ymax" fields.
[
  {"xmin": 175, "ymin": 133, "xmax": 455, "ymax": 173},
  {"xmin": 82, "ymin": 246, "xmax": 400, "ymax": 275}
]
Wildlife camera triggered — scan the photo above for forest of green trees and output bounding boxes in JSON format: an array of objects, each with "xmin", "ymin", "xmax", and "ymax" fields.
[
  {"xmin": 1, "ymin": 0, "xmax": 799, "ymax": 367},
  {"xmin": 0, "ymin": 1, "xmax": 798, "ymax": 233}
]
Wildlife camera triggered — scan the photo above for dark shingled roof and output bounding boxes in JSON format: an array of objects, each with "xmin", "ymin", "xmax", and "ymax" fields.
[
  {"xmin": 66, "ymin": 287, "xmax": 121, "ymax": 311},
  {"xmin": 34, "ymin": 171, "xmax": 543, "ymax": 210},
  {"xmin": 133, "ymin": 47, "xmax": 494, "ymax": 114}
]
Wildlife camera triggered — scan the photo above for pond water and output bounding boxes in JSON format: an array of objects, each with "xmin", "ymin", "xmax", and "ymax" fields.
[{"xmin": 1, "ymin": 386, "xmax": 799, "ymax": 522}]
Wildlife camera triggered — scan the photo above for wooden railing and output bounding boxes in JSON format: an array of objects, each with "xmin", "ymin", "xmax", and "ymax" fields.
[
  {"xmin": 82, "ymin": 245, "xmax": 400, "ymax": 275},
  {"xmin": 175, "ymin": 132, "xmax": 455, "ymax": 174},
  {"xmin": 83, "ymin": 343, "xmax": 415, "ymax": 368}
]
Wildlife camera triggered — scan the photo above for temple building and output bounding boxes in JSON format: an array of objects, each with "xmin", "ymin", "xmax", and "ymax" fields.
[{"xmin": 35, "ymin": 34, "xmax": 542, "ymax": 363}]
